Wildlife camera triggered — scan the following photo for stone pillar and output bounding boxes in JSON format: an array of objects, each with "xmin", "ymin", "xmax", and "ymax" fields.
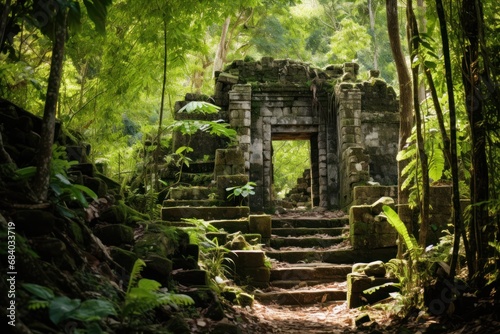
[
  {"xmin": 336, "ymin": 80, "xmax": 369, "ymax": 209},
  {"xmin": 229, "ymin": 84, "xmax": 252, "ymax": 171}
]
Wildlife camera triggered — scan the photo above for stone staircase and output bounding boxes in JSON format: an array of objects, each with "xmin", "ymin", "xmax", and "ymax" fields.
[{"xmin": 254, "ymin": 215, "xmax": 396, "ymax": 306}]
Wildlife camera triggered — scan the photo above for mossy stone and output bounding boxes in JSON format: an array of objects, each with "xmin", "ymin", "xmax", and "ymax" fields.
[
  {"xmin": 94, "ymin": 224, "xmax": 134, "ymax": 246},
  {"xmin": 109, "ymin": 246, "xmax": 138, "ymax": 273}
]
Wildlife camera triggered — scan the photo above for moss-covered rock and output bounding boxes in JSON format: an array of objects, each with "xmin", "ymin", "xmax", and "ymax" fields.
[
  {"xmin": 93, "ymin": 224, "xmax": 134, "ymax": 246},
  {"xmin": 109, "ymin": 246, "xmax": 138, "ymax": 273}
]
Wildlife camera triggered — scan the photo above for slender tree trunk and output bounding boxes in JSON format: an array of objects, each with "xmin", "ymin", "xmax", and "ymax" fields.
[
  {"xmin": 435, "ymin": 0, "xmax": 469, "ymax": 280},
  {"xmin": 461, "ymin": 0, "xmax": 490, "ymax": 286},
  {"xmin": 386, "ymin": 0, "xmax": 414, "ymax": 256},
  {"xmin": 213, "ymin": 17, "xmax": 231, "ymax": 76},
  {"xmin": 33, "ymin": 10, "xmax": 67, "ymax": 203},
  {"xmin": 154, "ymin": 15, "xmax": 168, "ymax": 192},
  {"xmin": 368, "ymin": 0, "xmax": 378, "ymax": 69},
  {"xmin": 407, "ymin": 0, "xmax": 430, "ymax": 247},
  {"xmin": 0, "ymin": 0, "xmax": 12, "ymax": 53}
]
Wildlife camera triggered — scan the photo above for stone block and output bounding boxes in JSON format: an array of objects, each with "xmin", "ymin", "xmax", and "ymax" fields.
[
  {"xmin": 143, "ymin": 254, "xmax": 173, "ymax": 285},
  {"xmin": 249, "ymin": 214, "xmax": 272, "ymax": 238},
  {"xmin": 109, "ymin": 246, "xmax": 138, "ymax": 273},
  {"xmin": 94, "ymin": 224, "xmax": 134, "ymax": 246},
  {"xmin": 209, "ymin": 219, "xmax": 249, "ymax": 234},
  {"xmin": 218, "ymin": 73, "xmax": 239, "ymax": 84},
  {"xmin": 172, "ymin": 269, "xmax": 208, "ymax": 287},
  {"xmin": 227, "ymin": 250, "xmax": 266, "ymax": 268},
  {"xmin": 347, "ymin": 273, "xmax": 398, "ymax": 308},
  {"xmin": 217, "ymin": 174, "xmax": 249, "ymax": 204}
]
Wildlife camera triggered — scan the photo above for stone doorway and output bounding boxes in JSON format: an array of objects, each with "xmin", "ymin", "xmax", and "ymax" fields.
[{"xmin": 271, "ymin": 135, "xmax": 315, "ymax": 209}]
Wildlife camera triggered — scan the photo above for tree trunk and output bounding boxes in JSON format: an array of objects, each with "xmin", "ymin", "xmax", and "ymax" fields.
[
  {"xmin": 154, "ymin": 16, "xmax": 168, "ymax": 192},
  {"xmin": 386, "ymin": 0, "xmax": 414, "ymax": 256},
  {"xmin": 32, "ymin": 10, "xmax": 67, "ymax": 203},
  {"xmin": 0, "ymin": 0, "xmax": 12, "ymax": 53},
  {"xmin": 407, "ymin": 0, "xmax": 430, "ymax": 247},
  {"xmin": 368, "ymin": 0, "xmax": 378, "ymax": 69},
  {"xmin": 213, "ymin": 17, "xmax": 231, "ymax": 76},
  {"xmin": 435, "ymin": 0, "xmax": 468, "ymax": 279},
  {"xmin": 461, "ymin": 0, "xmax": 489, "ymax": 286}
]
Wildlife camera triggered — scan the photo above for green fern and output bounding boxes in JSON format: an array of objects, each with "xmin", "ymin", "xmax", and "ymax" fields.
[
  {"xmin": 121, "ymin": 260, "xmax": 194, "ymax": 319},
  {"xmin": 363, "ymin": 282, "xmax": 399, "ymax": 295},
  {"xmin": 426, "ymin": 129, "xmax": 445, "ymax": 181},
  {"xmin": 126, "ymin": 258, "xmax": 146, "ymax": 295},
  {"xmin": 382, "ymin": 205, "xmax": 418, "ymax": 253}
]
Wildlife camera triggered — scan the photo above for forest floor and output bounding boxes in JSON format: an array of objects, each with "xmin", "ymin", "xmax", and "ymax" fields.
[{"xmin": 185, "ymin": 296, "xmax": 500, "ymax": 333}]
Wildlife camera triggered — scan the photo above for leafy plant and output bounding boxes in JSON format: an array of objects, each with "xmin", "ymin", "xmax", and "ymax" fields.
[
  {"xmin": 23, "ymin": 283, "xmax": 116, "ymax": 332},
  {"xmin": 15, "ymin": 145, "xmax": 98, "ymax": 211},
  {"xmin": 364, "ymin": 206, "xmax": 424, "ymax": 316},
  {"xmin": 121, "ymin": 259, "xmax": 194, "ymax": 321},
  {"xmin": 226, "ymin": 181, "xmax": 256, "ymax": 206}
]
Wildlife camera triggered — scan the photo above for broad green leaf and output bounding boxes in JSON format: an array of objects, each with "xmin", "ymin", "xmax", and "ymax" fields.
[
  {"xmin": 23, "ymin": 283, "xmax": 55, "ymax": 301},
  {"xmin": 72, "ymin": 184, "xmax": 98, "ymax": 200},
  {"xmin": 54, "ymin": 173, "xmax": 72, "ymax": 185},
  {"xmin": 14, "ymin": 166, "xmax": 37, "ymax": 180},
  {"xmin": 71, "ymin": 299, "xmax": 117, "ymax": 321},
  {"xmin": 49, "ymin": 296, "xmax": 81, "ymax": 325},
  {"xmin": 178, "ymin": 101, "xmax": 221, "ymax": 114}
]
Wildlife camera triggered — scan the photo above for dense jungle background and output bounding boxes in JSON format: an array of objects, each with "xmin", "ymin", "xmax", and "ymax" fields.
[{"xmin": 1, "ymin": 0, "xmax": 500, "ymax": 333}]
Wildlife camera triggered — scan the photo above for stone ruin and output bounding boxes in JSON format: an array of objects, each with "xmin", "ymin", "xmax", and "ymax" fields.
[{"xmin": 173, "ymin": 57, "xmax": 400, "ymax": 212}]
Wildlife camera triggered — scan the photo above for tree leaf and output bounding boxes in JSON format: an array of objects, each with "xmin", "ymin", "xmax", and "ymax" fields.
[
  {"xmin": 49, "ymin": 296, "xmax": 81, "ymax": 325},
  {"xmin": 71, "ymin": 299, "xmax": 117, "ymax": 322},
  {"xmin": 23, "ymin": 283, "xmax": 55, "ymax": 301}
]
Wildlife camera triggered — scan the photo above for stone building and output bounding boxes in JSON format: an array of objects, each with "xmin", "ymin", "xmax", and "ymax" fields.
[{"xmin": 174, "ymin": 57, "xmax": 400, "ymax": 212}]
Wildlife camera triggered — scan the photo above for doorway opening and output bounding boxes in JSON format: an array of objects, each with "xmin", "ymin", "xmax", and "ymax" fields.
[{"xmin": 271, "ymin": 139, "xmax": 312, "ymax": 208}]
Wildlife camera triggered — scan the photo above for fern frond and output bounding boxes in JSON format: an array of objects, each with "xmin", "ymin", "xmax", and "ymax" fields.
[
  {"xmin": 127, "ymin": 259, "xmax": 146, "ymax": 295},
  {"xmin": 363, "ymin": 282, "xmax": 399, "ymax": 295},
  {"xmin": 382, "ymin": 205, "xmax": 419, "ymax": 254},
  {"xmin": 28, "ymin": 300, "xmax": 50, "ymax": 310}
]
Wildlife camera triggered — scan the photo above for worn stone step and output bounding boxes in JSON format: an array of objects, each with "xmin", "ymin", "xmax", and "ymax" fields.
[
  {"xmin": 169, "ymin": 186, "xmax": 213, "ymax": 200},
  {"xmin": 270, "ymin": 263, "xmax": 352, "ymax": 284},
  {"xmin": 161, "ymin": 206, "xmax": 249, "ymax": 221},
  {"xmin": 254, "ymin": 288, "xmax": 347, "ymax": 305},
  {"xmin": 272, "ymin": 217, "xmax": 349, "ymax": 229},
  {"xmin": 162, "ymin": 199, "xmax": 222, "ymax": 207},
  {"xmin": 270, "ymin": 235, "xmax": 346, "ymax": 249},
  {"xmin": 265, "ymin": 247, "xmax": 397, "ymax": 264},
  {"xmin": 272, "ymin": 227, "xmax": 347, "ymax": 237}
]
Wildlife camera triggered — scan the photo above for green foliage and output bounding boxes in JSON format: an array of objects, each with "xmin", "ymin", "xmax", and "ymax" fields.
[
  {"xmin": 177, "ymin": 101, "xmax": 221, "ymax": 114},
  {"xmin": 14, "ymin": 145, "xmax": 97, "ymax": 211},
  {"xmin": 382, "ymin": 205, "xmax": 418, "ymax": 254},
  {"xmin": 121, "ymin": 259, "xmax": 194, "ymax": 321},
  {"xmin": 272, "ymin": 140, "xmax": 310, "ymax": 198},
  {"xmin": 226, "ymin": 182, "xmax": 256, "ymax": 205},
  {"xmin": 23, "ymin": 283, "xmax": 116, "ymax": 332}
]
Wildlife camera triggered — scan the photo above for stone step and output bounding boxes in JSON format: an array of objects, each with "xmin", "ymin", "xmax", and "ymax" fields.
[
  {"xmin": 265, "ymin": 247, "xmax": 397, "ymax": 264},
  {"xmin": 161, "ymin": 206, "xmax": 249, "ymax": 221},
  {"xmin": 254, "ymin": 288, "xmax": 347, "ymax": 305},
  {"xmin": 272, "ymin": 217, "xmax": 349, "ymax": 229},
  {"xmin": 270, "ymin": 263, "xmax": 352, "ymax": 283},
  {"xmin": 169, "ymin": 186, "xmax": 213, "ymax": 201},
  {"xmin": 272, "ymin": 227, "xmax": 347, "ymax": 237},
  {"xmin": 270, "ymin": 235, "xmax": 346, "ymax": 249},
  {"xmin": 162, "ymin": 199, "xmax": 222, "ymax": 207}
]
